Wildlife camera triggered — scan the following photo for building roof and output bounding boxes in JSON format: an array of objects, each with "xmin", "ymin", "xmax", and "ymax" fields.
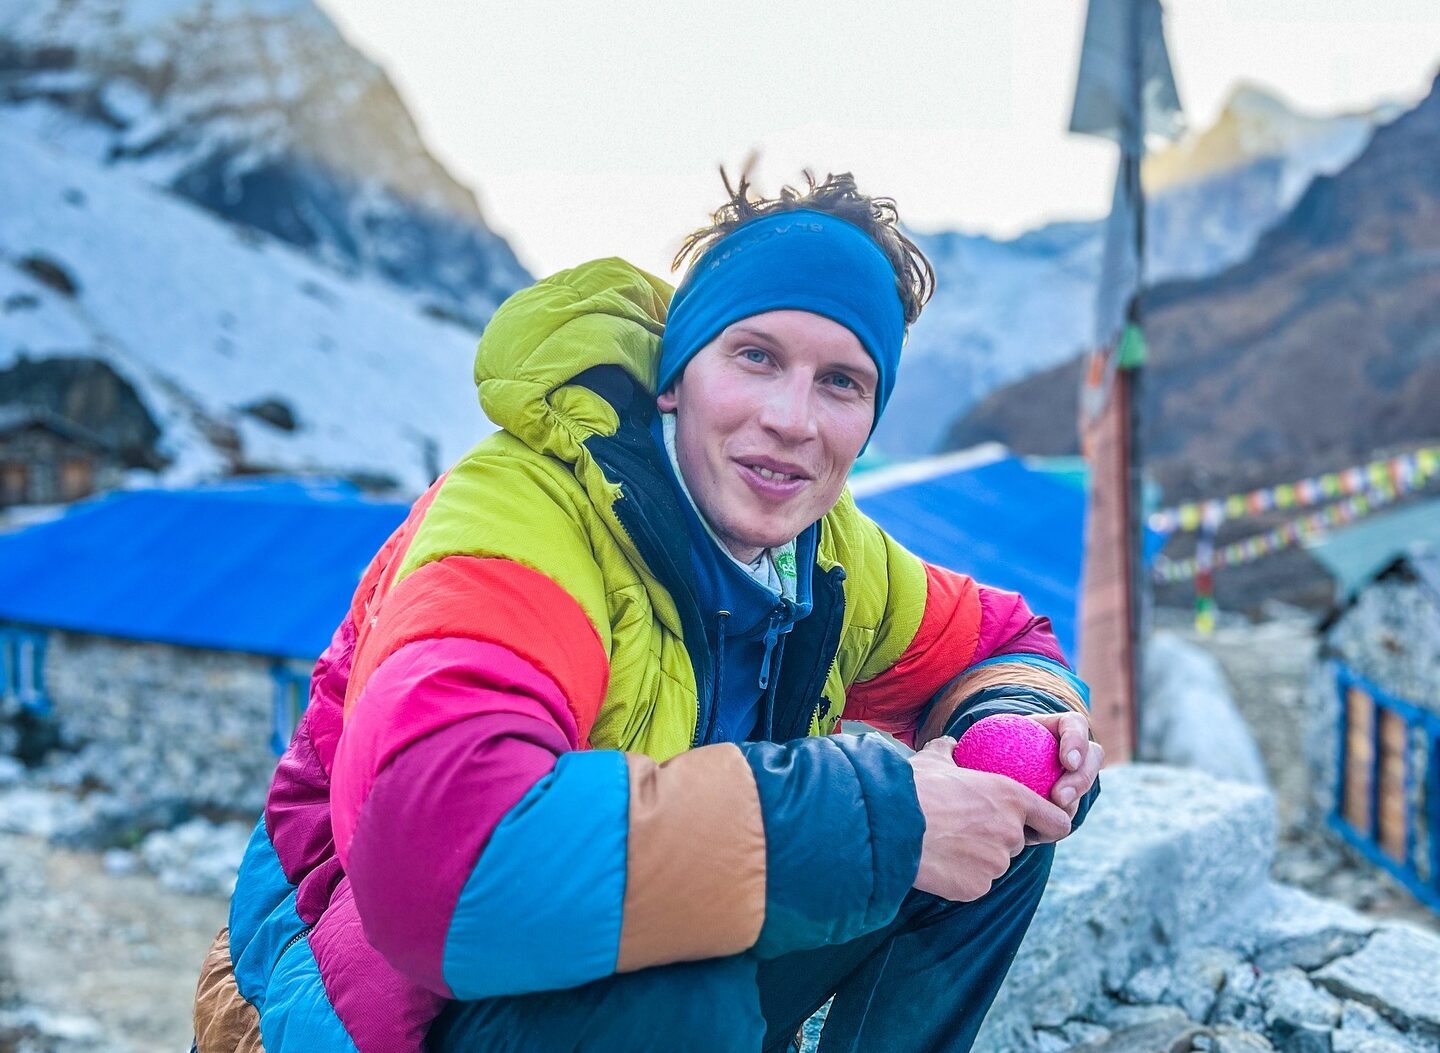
[
  {"xmin": 1318, "ymin": 543, "xmax": 1440, "ymax": 633},
  {"xmin": 0, "ymin": 405, "xmax": 113, "ymax": 451},
  {"xmin": 852, "ymin": 446, "xmax": 1088, "ymax": 660},
  {"xmin": 0, "ymin": 478, "xmax": 408, "ymax": 659},
  {"xmin": 0, "ymin": 450, "xmax": 1101, "ymax": 664},
  {"xmin": 1310, "ymin": 497, "xmax": 1440, "ymax": 601}
]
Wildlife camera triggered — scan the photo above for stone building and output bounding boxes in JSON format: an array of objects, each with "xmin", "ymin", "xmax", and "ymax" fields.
[
  {"xmin": 1307, "ymin": 502, "xmax": 1440, "ymax": 914},
  {"xmin": 0, "ymin": 479, "xmax": 406, "ymax": 813},
  {"xmin": 0, "ymin": 405, "xmax": 125, "ymax": 507}
]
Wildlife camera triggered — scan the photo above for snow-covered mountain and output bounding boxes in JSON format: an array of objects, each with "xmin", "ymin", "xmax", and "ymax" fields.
[
  {"xmin": 0, "ymin": 0, "xmax": 530, "ymax": 324},
  {"xmin": 1144, "ymin": 82, "xmax": 1386, "ymax": 203},
  {"xmin": 0, "ymin": 112, "xmax": 496, "ymax": 492},
  {"xmin": 947, "ymin": 72, "xmax": 1440, "ymax": 508},
  {"xmin": 875, "ymin": 85, "xmax": 1395, "ymax": 459}
]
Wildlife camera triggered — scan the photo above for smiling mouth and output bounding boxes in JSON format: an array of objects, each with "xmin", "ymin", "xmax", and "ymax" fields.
[
  {"xmin": 737, "ymin": 461, "xmax": 811, "ymax": 495},
  {"xmin": 751, "ymin": 465, "xmax": 802, "ymax": 482}
]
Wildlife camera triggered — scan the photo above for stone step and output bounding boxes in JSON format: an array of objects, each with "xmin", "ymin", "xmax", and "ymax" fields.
[{"xmin": 975, "ymin": 764, "xmax": 1277, "ymax": 1052}]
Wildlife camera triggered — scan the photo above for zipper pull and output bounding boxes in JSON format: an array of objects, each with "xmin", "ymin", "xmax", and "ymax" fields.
[
  {"xmin": 757, "ymin": 606, "xmax": 786, "ymax": 690},
  {"xmin": 706, "ymin": 610, "xmax": 730, "ymax": 744}
]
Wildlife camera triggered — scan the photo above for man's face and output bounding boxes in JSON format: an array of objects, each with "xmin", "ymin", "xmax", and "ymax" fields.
[{"xmin": 657, "ymin": 309, "xmax": 877, "ymax": 562}]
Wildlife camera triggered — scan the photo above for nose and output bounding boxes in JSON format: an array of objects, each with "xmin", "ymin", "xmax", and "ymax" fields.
[{"xmin": 756, "ymin": 371, "xmax": 819, "ymax": 443}]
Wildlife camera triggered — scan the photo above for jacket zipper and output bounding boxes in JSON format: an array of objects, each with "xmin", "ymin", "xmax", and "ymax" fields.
[
  {"xmin": 756, "ymin": 606, "xmax": 787, "ymax": 691},
  {"xmin": 780, "ymin": 566, "xmax": 846, "ymax": 741},
  {"xmin": 280, "ymin": 924, "xmax": 313, "ymax": 958},
  {"xmin": 758, "ymin": 630, "xmax": 788, "ymax": 740},
  {"xmin": 702, "ymin": 610, "xmax": 730, "ymax": 745}
]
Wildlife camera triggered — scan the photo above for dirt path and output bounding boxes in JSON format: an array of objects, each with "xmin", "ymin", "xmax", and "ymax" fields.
[{"xmin": 0, "ymin": 830, "xmax": 225, "ymax": 1052}]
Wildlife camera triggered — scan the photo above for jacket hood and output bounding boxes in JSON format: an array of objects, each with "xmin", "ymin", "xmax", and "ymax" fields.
[{"xmin": 474, "ymin": 257, "xmax": 673, "ymax": 463}]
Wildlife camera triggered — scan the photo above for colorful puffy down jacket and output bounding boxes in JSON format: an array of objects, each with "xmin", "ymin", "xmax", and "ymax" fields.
[{"xmin": 192, "ymin": 258, "xmax": 1091, "ymax": 1052}]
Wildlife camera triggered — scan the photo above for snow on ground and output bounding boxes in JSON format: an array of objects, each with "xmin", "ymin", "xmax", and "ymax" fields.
[{"xmin": 0, "ymin": 115, "xmax": 497, "ymax": 493}]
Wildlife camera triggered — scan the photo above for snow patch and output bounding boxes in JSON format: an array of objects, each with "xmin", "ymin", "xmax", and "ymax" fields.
[{"xmin": 0, "ymin": 114, "xmax": 496, "ymax": 491}]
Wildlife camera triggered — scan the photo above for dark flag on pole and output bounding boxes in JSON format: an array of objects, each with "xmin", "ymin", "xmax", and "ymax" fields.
[{"xmin": 1070, "ymin": 0, "xmax": 1182, "ymax": 762}]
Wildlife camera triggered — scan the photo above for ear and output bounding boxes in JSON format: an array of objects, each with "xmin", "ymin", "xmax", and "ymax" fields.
[{"xmin": 656, "ymin": 386, "xmax": 678, "ymax": 413}]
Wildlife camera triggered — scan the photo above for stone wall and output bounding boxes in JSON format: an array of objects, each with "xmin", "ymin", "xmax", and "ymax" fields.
[
  {"xmin": 30, "ymin": 630, "xmax": 295, "ymax": 814},
  {"xmin": 1322, "ymin": 577, "xmax": 1440, "ymax": 712}
]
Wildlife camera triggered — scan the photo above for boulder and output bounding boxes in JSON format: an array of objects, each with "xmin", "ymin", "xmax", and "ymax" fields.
[
  {"xmin": 1140, "ymin": 632, "xmax": 1270, "ymax": 787},
  {"xmin": 972, "ymin": 765, "xmax": 1276, "ymax": 1051}
]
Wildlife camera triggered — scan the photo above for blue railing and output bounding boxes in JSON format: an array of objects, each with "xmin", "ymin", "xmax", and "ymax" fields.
[
  {"xmin": 270, "ymin": 663, "xmax": 313, "ymax": 755},
  {"xmin": 1330, "ymin": 662, "xmax": 1440, "ymax": 913},
  {"xmin": 0, "ymin": 626, "xmax": 51, "ymax": 717}
]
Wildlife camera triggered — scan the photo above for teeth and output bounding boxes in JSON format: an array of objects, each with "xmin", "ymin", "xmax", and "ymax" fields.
[{"xmin": 755, "ymin": 466, "xmax": 795, "ymax": 481}]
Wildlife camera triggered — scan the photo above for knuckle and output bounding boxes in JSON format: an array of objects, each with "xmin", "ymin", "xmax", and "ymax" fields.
[{"xmin": 987, "ymin": 815, "xmax": 1018, "ymax": 842}]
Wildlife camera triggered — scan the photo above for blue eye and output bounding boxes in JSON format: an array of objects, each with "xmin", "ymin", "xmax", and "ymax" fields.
[
  {"xmin": 742, "ymin": 348, "xmax": 769, "ymax": 364},
  {"xmin": 827, "ymin": 373, "xmax": 857, "ymax": 390}
]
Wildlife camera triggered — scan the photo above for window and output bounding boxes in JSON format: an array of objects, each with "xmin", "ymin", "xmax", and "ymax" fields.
[
  {"xmin": 0, "ymin": 462, "xmax": 26, "ymax": 506},
  {"xmin": 59, "ymin": 457, "xmax": 94, "ymax": 502},
  {"xmin": 1333, "ymin": 663, "xmax": 1440, "ymax": 914}
]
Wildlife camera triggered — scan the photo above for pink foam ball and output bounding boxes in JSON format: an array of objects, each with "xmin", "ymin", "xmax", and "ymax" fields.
[{"xmin": 951, "ymin": 714, "xmax": 1064, "ymax": 799}]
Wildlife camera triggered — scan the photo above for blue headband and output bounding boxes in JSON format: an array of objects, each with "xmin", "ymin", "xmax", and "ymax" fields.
[{"xmin": 657, "ymin": 209, "xmax": 906, "ymax": 428}]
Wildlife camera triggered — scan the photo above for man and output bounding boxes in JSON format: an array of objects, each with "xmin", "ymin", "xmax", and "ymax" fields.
[{"xmin": 193, "ymin": 172, "xmax": 1102, "ymax": 1053}]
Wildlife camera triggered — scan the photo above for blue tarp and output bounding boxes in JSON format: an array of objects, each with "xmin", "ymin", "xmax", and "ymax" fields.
[
  {"xmin": 1, "ymin": 454, "xmax": 1098, "ymax": 664},
  {"xmin": 0, "ymin": 481, "xmax": 408, "ymax": 660},
  {"xmin": 855, "ymin": 453, "xmax": 1087, "ymax": 661}
]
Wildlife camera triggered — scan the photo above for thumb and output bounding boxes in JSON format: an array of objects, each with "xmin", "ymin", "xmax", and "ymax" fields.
[{"xmin": 920, "ymin": 735, "xmax": 957, "ymax": 756}]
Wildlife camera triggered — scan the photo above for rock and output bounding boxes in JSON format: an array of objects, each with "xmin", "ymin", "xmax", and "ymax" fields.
[
  {"xmin": 101, "ymin": 848, "xmax": 139, "ymax": 876},
  {"xmin": 138, "ymin": 817, "xmax": 252, "ymax": 897},
  {"xmin": 1123, "ymin": 964, "xmax": 1172, "ymax": 1005},
  {"xmin": 0, "ymin": 1004, "xmax": 107, "ymax": 1051},
  {"xmin": 1169, "ymin": 946, "xmax": 1245, "ymax": 1023},
  {"xmin": 1213, "ymin": 1028, "xmax": 1277, "ymax": 1052},
  {"xmin": 49, "ymin": 792, "xmax": 190, "ymax": 851},
  {"xmin": 1069, "ymin": 1018, "xmax": 1208, "ymax": 1053},
  {"xmin": 1332, "ymin": 1002, "xmax": 1425, "ymax": 1053},
  {"xmin": 1332, "ymin": 1038, "xmax": 1424, "ymax": 1053},
  {"xmin": 0, "ymin": 755, "xmax": 24, "ymax": 786},
  {"xmin": 1060, "ymin": 1020, "xmax": 1112, "ymax": 1046},
  {"xmin": 972, "ymin": 766, "xmax": 1276, "ymax": 1052},
  {"xmin": 1258, "ymin": 968, "xmax": 1342, "ymax": 1032},
  {"xmin": 1314, "ymin": 925, "xmax": 1440, "ymax": 1039},
  {"xmin": 1098, "ymin": 1004, "xmax": 1195, "ymax": 1031},
  {"xmin": 798, "ymin": 998, "xmax": 829, "ymax": 1052},
  {"xmin": 0, "ymin": 786, "xmax": 92, "ymax": 839},
  {"xmin": 1272, "ymin": 1023, "xmax": 1333, "ymax": 1053},
  {"xmin": 1212, "ymin": 959, "xmax": 1266, "ymax": 1032},
  {"xmin": 1140, "ymin": 632, "xmax": 1270, "ymax": 786},
  {"xmin": 1031, "ymin": 1028, "xmax": 1073, "ymax": 1053},
  {"xmin": 1199, "ymin": 882, "xmax": 1375, "ymax": 972}
]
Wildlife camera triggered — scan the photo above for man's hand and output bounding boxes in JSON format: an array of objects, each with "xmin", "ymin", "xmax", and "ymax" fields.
[
  {"xmin": 907, "ymin": 736, "xmax": 1072, "ymax": 902},
  {"xmin": 1025, "ymin": 711, "xmax": 1104, "ymax": 821}
]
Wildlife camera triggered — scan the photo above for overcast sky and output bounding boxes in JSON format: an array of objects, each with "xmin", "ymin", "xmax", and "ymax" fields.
[{"xmin": 318, "ymin": 0, "xmax": 1439, "ymax": 280}]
